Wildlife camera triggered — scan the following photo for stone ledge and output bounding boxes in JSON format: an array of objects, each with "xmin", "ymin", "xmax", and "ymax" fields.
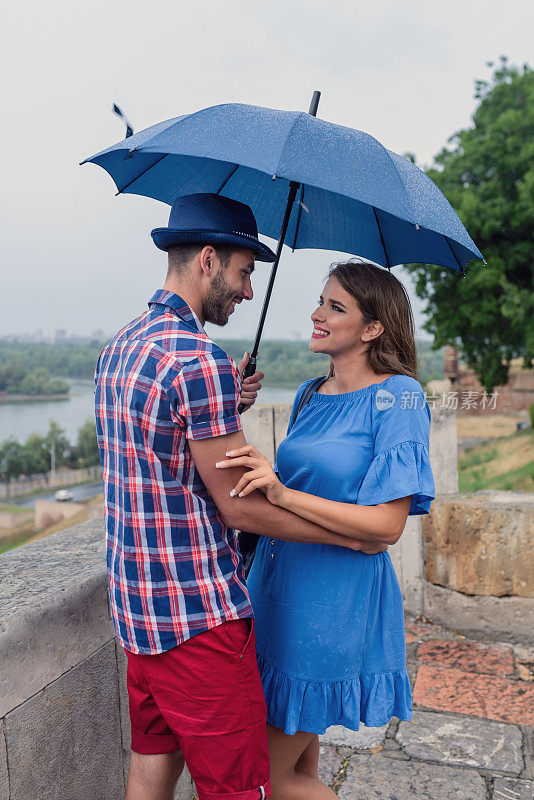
[
  {"xmin": 0, "ymin": 519, "xmax": 113, "ymax": 717},
  {"xmin": 423, "ymin": 491, "xmax": 534, "ymax": 598},
  {"xmin": 424, "ymin": 582, "xmax": 534, "ymax": 646},
  {"xmin": 0, "ymin": 721, "xmax": 8, "ymax": 800},
  {"xmin": 423, "ymin": 492, "xmax": 534, "ymax": 598},
  {"xmin": 428, "ymin": 404, "xmax": 458, "ymax": 495},
  {"xmin": 3, "ymin": 642, "xmax": 123, "ymax": 800}
]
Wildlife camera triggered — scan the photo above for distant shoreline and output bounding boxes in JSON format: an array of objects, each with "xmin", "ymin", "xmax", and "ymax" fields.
[{"xmin": 0, "ymin": 393, "xmax": 70, "ymax": 404}]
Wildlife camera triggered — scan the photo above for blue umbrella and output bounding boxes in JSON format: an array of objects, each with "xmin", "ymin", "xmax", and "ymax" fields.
[{"xmin": 82, "ymin": 92, "xmax": 484, "ymax": 392}]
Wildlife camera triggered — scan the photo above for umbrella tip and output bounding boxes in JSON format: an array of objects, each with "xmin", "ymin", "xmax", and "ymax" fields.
[{"xmin": 308, "ymin": 91, "xmax": 321, "ymax": 117}]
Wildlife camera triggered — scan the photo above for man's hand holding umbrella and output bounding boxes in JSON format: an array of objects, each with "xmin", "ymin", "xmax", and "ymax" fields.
[{"xmin": 237, "ymin": 351, "xmax": 264, "ymax": 411}]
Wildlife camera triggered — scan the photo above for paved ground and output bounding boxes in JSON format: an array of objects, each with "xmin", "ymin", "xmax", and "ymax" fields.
[{"xmin": 317, "ymin": 616, "xmax": 534, "ymax": 799}]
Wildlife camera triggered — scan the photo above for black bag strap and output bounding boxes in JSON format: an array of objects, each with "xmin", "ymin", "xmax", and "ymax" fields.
[
  {"xmin": 239, "ymin": 375, "xmax": 328, "ymax": 577},
  {"xmin": 289, "ymin": 376, "xmax": 328, "ymax": 430}
]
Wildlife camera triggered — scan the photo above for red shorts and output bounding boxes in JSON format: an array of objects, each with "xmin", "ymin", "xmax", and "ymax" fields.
[{"xmin": 125, "ymin": 618, "xmax": 271, "ymax": 800}]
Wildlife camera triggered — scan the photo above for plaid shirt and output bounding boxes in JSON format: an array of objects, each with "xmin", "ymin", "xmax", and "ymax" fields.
[{"xmin": 94, "ymin": 289, "xmax": 252, "ymax": 655}]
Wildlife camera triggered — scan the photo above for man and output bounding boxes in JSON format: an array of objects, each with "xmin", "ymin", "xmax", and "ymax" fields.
[{"xmin": 95, "ymin": 193, "xmax": 372, "ymax": 800}]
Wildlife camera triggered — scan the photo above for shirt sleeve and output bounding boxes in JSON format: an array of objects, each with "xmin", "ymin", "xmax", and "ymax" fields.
[
  {"xmin": 356, "ymin": 378, "xmax": 436, "ymax": 516},
  {"xmin": 169, "ymin": 352, "xmax": 243, "ymax": 440}
]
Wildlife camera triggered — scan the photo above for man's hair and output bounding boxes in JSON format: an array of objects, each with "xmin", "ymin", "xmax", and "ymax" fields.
[{"xmin": 166, "ymin": 243, "xmax": 236, "ymax": 276}]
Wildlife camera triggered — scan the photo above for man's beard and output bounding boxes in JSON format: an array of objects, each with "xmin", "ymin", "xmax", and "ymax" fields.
[{"xmin": 202, "ymin": 267, "xmax": 239, "ymax": 326}]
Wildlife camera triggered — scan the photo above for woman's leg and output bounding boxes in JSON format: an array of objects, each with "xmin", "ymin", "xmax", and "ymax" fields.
[
  {"xmin": 295, "ymin": 734, "xmax": 320, "ymax": 779},
  {"xmin": 267, "ymin": 724, "xmax": 337, "ymax": 800}
]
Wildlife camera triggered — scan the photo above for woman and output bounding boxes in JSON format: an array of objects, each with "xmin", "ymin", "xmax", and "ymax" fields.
[{"xmin": 217, "ymin": 260, "xmax": 436, "ymax": 800}]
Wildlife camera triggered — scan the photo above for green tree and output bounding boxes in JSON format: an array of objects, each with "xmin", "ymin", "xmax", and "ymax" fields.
[
  {"xmin": 44, "ymin": 421, "xmax": 71, "ymax": 469},
  {"xmin": 23, "ymin": 433, "xmax": 50, "ymax": 475},
  {"xmin": 18, "ymin": 368, "xmax": 69, "ymax": 396},
  {"xmin": 0, "ymin": 360, "xmax": 25, "ymax": 393},
  {"xmin": 405, "ymin": 57, "xmax": 534, "ymax": 391},
  {"xmin": 75, "ymin": 418, "xmax": 100, "ymax": 467},
  {"xmin": 0, "ymin": 438, "xmax": 27, "ymax": 498}
]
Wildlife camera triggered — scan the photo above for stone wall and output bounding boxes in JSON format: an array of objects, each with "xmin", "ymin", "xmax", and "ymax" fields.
[
  {"xmin": 0, "ymin": 465, "xmax": 101, "ymax": 502},
  {"xmin": 444, "ymin": 346, "xmax": 534, "ymax": 415},
  {"xmin": 34, "ymin": 499, "xmax": 85, "ymax": 530},
  {"xmin": 454, "ymin": 368, "xmax": 534, "ymax": 415},
  {"xmin": 0, "ymin": 521, "xmax": 195, "ymax": 800},
  {"xmin": 386, "ymin": 402, "xmax": 458, "ymax": 615},
  {"xmin": 423, "ymin": 492, "xmax": 533, "ymax": 598},
  {"xmin": 421, "ymin": 491, "xmax": 534, "ymax": 644},
  {"xmin": 0, "ymin": 510, "xmax": 33, "ymax": 531}
]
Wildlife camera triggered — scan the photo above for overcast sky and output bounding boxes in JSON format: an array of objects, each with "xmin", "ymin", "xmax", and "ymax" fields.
[{"xmin": 1, "ymin": 0, "xmax": 532, "ymax": 345}]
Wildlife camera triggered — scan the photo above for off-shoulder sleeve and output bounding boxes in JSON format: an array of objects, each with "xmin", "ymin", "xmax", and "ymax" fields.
[{"xmin": 356, "ymin": 377, "xmax": 436, "ymax": 515}]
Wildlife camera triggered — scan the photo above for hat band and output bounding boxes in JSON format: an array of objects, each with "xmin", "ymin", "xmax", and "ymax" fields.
[{"xmin": 232, "ymin": 230, "xmax": 259, "ymax": 241}]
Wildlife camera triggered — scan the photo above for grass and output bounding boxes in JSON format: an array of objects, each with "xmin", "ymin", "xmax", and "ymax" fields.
[
  {"xmin": 459, "ymin": 446, "xmax": 498, "ymax": 470},
  {"xmin": 0, "ymin": 504, "xmax": 30, "ymax": 514},
  {"xmin": 457, "ymin": 414, "xmax": 526, "ymax": 439},
  {"xmin": 459, "ymin": 428, "xmax": 534, "ymax": 492},
  {"xmin": 0, "ymin": 527, "xmax": 37, "ymax": 554}
]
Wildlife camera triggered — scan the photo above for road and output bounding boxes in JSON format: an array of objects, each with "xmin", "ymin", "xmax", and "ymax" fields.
[{"xmin": 16, "ymin": 481, "xmax": 102, "ymax": 509}]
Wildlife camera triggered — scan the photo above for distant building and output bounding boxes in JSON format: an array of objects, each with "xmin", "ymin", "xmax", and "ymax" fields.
[{"xmin": 441, "ymin": 346, "xmax": 534, "ymax": 415}]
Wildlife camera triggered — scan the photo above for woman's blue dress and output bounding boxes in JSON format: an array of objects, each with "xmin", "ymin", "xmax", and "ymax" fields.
[{"xmin": 246, "ymin": 374, "xmax": 436, "ymax": 736}]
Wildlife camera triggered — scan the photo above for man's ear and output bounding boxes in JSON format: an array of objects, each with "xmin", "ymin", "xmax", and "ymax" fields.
[{"xmin": 199, "ymin": 245, "xmax": 217, "ymax": 277}]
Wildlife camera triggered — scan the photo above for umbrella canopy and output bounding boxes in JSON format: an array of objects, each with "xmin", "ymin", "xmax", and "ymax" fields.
[{"xmin": 82, "ymin": 102, "xmax": 484, "ymax": 273}]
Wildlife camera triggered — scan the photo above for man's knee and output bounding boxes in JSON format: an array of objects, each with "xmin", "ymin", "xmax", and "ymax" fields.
[
  {"xmin": 127, "ymin": 750, "xmax": 185, "ymax": 794},
  {"xmin": 169, "ymin": 750, "xmax": 185, "ymax": 782}
]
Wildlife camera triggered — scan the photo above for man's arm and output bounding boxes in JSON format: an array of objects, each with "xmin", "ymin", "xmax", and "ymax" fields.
[{"xmin": 189, "ymin": 431, "xmax": 386, "ymax": 553}]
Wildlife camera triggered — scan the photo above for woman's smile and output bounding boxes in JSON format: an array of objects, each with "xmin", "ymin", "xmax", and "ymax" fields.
[
  {"xmin": 311, "ymin": 325, "xmax": 329, "ymax": 339},
  {"xmin": 309, "ymin": 276, "xmax": 365, "ymax": 354}
]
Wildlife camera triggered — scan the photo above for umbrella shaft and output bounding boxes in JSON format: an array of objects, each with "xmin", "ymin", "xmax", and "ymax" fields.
[{"xmin": 249, "ymin": 181, "xmax": 299, "ymax": 363}]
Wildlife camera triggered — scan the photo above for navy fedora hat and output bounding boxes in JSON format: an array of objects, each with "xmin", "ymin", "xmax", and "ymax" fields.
[{"xmin": 151, "ymin": 193, "xmax": 276, "ymax": 262}]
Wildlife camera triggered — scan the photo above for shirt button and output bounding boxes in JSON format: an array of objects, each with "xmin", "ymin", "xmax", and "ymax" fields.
[
  {"xmin": 270, "ymin": 553, "xmax": 274, "ymax": 559},
  {"xmin": 270, "ymin": 540, "xmax": 275, "ymax": 546}
]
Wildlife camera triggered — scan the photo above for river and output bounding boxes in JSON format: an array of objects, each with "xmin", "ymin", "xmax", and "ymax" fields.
[{"xmin": 0, "ymin": 380, "xmax": 298, "ymax": 444}]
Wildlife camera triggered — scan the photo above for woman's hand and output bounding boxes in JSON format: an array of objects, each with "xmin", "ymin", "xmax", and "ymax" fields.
[{"xmin": 216, "ymin": 444, "xmax": 287, "ymax": 506}]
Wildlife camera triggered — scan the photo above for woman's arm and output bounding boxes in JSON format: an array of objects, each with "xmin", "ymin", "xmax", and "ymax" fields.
[
  {"xmin": 216, "ymin": 445, "xmax": 411, "ymax": 546},
  {"xmin": 276, "ymin": 487, "xmax": 411, "ymax": 545}
]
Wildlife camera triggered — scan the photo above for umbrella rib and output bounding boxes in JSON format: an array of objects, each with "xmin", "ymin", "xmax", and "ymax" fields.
[
  {"xmin": 115, "ymin": 153, "xmax": 169, "ymax": 195},
  {"xmin": 445, "ymin": 236, "xmax": 466, "ymax": 277},
  {"xmin": 372, "ymin": 207, "xmax": 391, "ymax": 270},
  {"xmin": 291, "ymin": 185, "xmax": 305, "ymax": 251},
  {"xmin": 216, "ymin": 164, "xmax": 239, "ymax": 195}
]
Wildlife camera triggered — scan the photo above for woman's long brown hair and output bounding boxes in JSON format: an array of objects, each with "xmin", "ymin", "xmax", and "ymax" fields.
[{"xmin": 326, "ymin": 260, "xmax": 418, "ymax": 380}]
